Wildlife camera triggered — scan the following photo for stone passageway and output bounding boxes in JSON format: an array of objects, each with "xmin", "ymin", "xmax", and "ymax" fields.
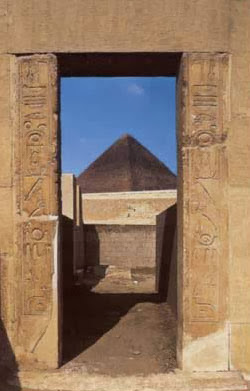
[{"xmin": 62, "ymin": 267, "xmax": 177, "ymax": 376}]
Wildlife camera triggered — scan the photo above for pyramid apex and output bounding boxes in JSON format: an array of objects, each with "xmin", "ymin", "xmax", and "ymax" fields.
[{"xmin": 120, "ymin": 133, "xmax": 133, "ymax": 140}]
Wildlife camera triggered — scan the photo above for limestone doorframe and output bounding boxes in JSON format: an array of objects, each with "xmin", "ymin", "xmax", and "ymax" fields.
[
  {"xmin": 1, "ymin": 52, "xmax": 230, "ymax": 371},
  {"xmin": 11, "ymin": 54, "xmax": 61, "ymax": 369},
  {"xmin": 177, "ymin": 53, "xmax": 230, "ymax": 371}
]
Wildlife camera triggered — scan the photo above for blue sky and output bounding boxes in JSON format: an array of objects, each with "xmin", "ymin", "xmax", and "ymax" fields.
[{"xmin": 61, "ymin": 77, "xmax": 177, "ymax": 176}]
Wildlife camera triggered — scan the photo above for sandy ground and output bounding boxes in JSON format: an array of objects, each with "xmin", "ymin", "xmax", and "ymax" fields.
[{"xmin": 62, "ymin": 267, "xmax": 177, "ymax": 376}]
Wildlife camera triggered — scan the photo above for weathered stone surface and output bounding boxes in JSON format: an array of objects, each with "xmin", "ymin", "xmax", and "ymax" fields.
[
  {"xmin": 4, "ymin": 0, "xmax": 229, "ymax": 54},
  {"xmin": 82, "ymin": 190, "xmax": 177, "ymax": 225},
  {"xmin": 231, "ymin": 324, "xmax": 250, "ymax": 372},
  {"xmin": 0, "ymin": 55, "xmax": 15, "ymax": 370},
  {"xmin": 85, "ymin": 224, "xmax": 156, "ymax": 269},
  {"xmin": 6, "ymin": 369, "xmax": 249, "ymax": 391},
  {"xmin": 228, "ymin": 2, "xmax": 250, "ymax": 373},
  {"xmin": 229, "ymin": 188, "xmax": 250, "ymax": 323},
  {"xmin": 12, "ymin": 55, "xmax": 61, "ymax": 369},
  {"xmin": 82, "ymin": 190, "xmax": 176, "ymax": 294},
  {"xmin": 0, "ymin": 1, "xmax": 7, "ymax": 54},
  {"xmin": 177, "ymin": 53, "xmax": 230, "ymax": 371},
  {"xmin": 61, "ymin": 174, "xmax": 76, "ymax": 220}
]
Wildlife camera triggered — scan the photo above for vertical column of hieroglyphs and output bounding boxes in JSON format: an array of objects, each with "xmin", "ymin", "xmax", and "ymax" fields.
[
  {"xmin": 179, "ymin": 53, "xmax": 230, "ymax": 370},
  {"xmin": 15, "ymin": 55, "xmax": 60, "ymax": 367}
]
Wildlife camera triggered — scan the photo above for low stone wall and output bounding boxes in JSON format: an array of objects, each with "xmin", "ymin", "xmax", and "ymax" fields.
[
  {"xmin": 82, "ymin": 190, "xmax": 177, "ymax": 225},
  {"xmin": 83, "ymin": 190, "xmax": 177, "ymax": 291},
  {"xmin": 85, "ymin": 224, "xmax": 156, "ymax": 268},
  {"xmin": 61, "ymin": 186, "xmax": 177, "ymax": 292}
]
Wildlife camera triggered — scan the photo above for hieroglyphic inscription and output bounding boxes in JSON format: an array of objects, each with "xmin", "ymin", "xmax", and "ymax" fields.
[
  {"xmin": 182, "ymin": 54, "xmax": 229, "ymax": 322},
  {"xmin": 22, "ymin": 221, "xmax": 53, "ymax": 315},
  {"xmin": 189, "ymin": 170, "xmax": 221, "ymax": 322},
  {"xmin": 19, "ymin": 58, "xmax": 52, "ymax": 218},
  {"xmin": 191, "ymin": 248, "xmax": 219, "ymax": 321},
  {"xmin": 18, "ymin": 56, "xmax": 58, "ymax": 317},
  {"xmin": 183, "ymin": 57, "xmax": 227, "ymax": 148},
  {"xmin": 19, "ymin": 57, "xmax": 58, "ymax": 218}
]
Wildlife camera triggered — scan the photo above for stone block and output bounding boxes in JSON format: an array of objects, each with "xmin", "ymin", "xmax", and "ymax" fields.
[
  {"xmin": 0, "ymin": 1, "xmax": 7, "ymax": 53},
  {"xmin": 73, "ymin": 184, "xmax": 85, "ymax": 272},
  {"xmin": 231, "ymin": 324, "xmax": 250, "ymax": 372},
  {"xmin": 229, "ymin": 188, "xmax": 250, "ymax": 323},
  {"xmin": 61, "ymin": 174, "xmax": 76, "ymax": 220},
  {"xmin": 6, "ymin": 0, "xmax": 229, "ymax": 54},
  {"xmin": 62, "ymin": 175, "xmax": 85, "ymax": 278},
  {"xmin": 12, "ymin": 55, "xmax": 61, "ymax": 369},
  {"xmin": 82, "ymin": 190, "xmax": 177, "ymax": 225},
  {"xmin": 0, "ymin": 56, "xmax": 13, "ymax": 187},
  {"xmin": 85, "ymin": 224, "xmax": 156, "ymax": 269},
  {"xmin": 177, "ymin": 53, "xmax": 230, "ymax": 370}
]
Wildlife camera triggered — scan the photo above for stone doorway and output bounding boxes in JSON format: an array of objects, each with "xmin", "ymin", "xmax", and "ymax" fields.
[
  {"xmin": 1, "ymin": 1, "xmax": 250, "ymax": 387},
  {"xmin": 1, "ymin": 52, "xmax": 232, "ymax": 387}
]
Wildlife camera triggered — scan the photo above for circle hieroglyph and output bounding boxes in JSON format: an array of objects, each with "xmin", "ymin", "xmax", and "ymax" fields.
[
  {"xmin": 195, "ymin": 131, "xmax": 215, "ymax": 147},
  {"xmin": 31, "ymin": 228, "xmax": 44, "ymax": 241}
]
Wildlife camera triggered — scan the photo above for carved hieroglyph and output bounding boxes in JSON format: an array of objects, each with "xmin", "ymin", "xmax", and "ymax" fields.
[
  {"xmin": 177, "ymin": 53, "xmax": 229, "ymax": 370},
  {"xmin": 14, "ymin": 55, "xmax": 60, "ymax": 368}
]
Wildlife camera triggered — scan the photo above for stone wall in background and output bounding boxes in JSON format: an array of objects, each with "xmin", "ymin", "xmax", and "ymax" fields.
[
  {"xmin": 82, "ymin": 190, "xmax": 177, "ymax": 225},
  {"xmin": 85, "ymin": 224, "xmax": 156, "ymax": 269},
  {"xmin": 156, "ymin": 204, "xmax": 177, "ymax": 312},
  {"xmin": 61, "ymin": 174, "xmax": 85, "ymax": 288},
  {"xmin": 83, "ymin": 190, "xmax": 177, "ymax": 291}
]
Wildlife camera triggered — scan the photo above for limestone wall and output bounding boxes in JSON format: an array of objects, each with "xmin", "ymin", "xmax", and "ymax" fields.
[
  {"xmin": 156, "ymin": 205, "xmax": 177, "ymax": 311},
  {"xmin": 61, "ymin": 174, "xmax": 85, "ymax": 287},
  {"xmin": 227, "ymin": 2, "xmax": 250, "ymax": 373},
  {"xmin": 0, "ymin": 0, "xmax": 229, "ymax": 54},
  {"xmin": 85, "ymin": 224, "xmax": 156, "ymax": 269},
  {"xmin": 82, "ymin": 190, "xmax": 177, "ymax": 225},
  {"xmin": 83, "ymin": 191, "xmax": 177, "ymax": 288},
  {"xmin": 0, "ymin": 55, "xmax": 16, "ymax": 369}
]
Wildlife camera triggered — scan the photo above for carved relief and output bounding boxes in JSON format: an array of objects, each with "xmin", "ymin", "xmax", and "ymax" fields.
[
  {"xmin": 189, "ymin": 181, "xmax": 216, "ymax": 214},
  {"xmin": 191, "ymin": 85, "xmax": 218, "ymax": 107},
  {"xmin": 23, "ymin": 176, "xmax": 50, "ymax": 217},
  {"xmin": 22, "ymin": 222, "xmax": 53, "ymax": 316},
  {"xmin": 192, "ymin": 147, "xmax": 220, "ymax": 179},
  {"xmin": 191, "ymin": 247, "xmax": 219, "ymax": 321},
  {"xmin": 183, "ymin": 56, "xmax": 227, "ymax": 148},
  {"xmin": 194, "ymin": 213, "xmax": 217, "ymax": 246},
  {"xmin": 16, "ymin": 56, "xmax": 58, "ymax": 326},
  {"xmin": 19, "ymin": 57, "xmax": 57, "ymax": 217},
  {"xmin": 180, "ymin": 54, "xmax": 229, "ymax": 323}
]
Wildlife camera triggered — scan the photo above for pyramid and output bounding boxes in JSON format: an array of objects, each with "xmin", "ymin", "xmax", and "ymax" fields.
[{"xmin": 77, "ymin": 134, "xmax": 176, "ymax": 193}]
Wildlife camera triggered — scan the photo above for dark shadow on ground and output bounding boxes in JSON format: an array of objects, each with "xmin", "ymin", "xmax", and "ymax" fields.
[
  {"xmin": 62, "ymin": 288, "xmax": 163, "ymax": 364},
  {"xmin": 0, "ymin": 319, "xmax": 21, "ymax": 390}
]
